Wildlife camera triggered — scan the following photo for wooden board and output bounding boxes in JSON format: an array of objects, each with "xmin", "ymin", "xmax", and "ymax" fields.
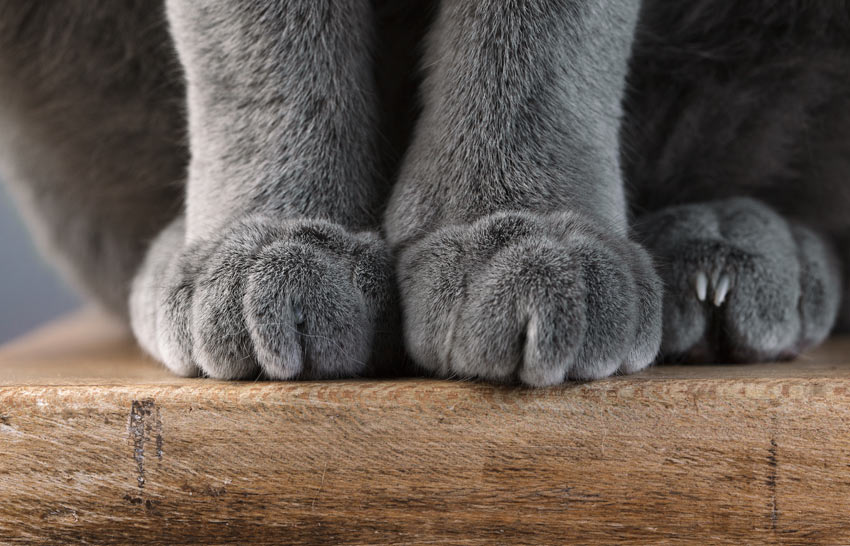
[{"xmin": 1, "ymin": 310, "xmax": 850, "ymax": 544}]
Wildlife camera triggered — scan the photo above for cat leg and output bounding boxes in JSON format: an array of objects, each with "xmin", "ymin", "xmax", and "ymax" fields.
[
  {"xmin": 385, "ymin": 0, "xmax": 662, "ymax": 385},
  {"xmin": 636, "ymin": 198, "xmax": 842, "ymax": 362},
  {"xmin": 131, "ymin": 0, "xmax": 401, "ymax": 379}
]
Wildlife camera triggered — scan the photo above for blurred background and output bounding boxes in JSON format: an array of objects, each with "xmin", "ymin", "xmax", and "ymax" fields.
[{"xmin": 0, "ymin": 183, "xmax": 80, "ymax": 344}]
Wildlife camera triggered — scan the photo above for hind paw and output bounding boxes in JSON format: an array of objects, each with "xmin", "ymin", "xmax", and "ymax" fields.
[{"xmin": 638, "ymin": 198, "xmax": 841, "ymax": 362}]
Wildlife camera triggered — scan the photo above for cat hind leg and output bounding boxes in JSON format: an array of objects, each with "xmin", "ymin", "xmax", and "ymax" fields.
[{"xmin": 637, "ymin": 197, "xmax": 841, "ymax": 362}]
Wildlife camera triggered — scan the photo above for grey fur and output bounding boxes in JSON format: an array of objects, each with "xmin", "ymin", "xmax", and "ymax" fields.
[
  {"xmin": 393, "ymin": 211, "xmax": 661, "ymax": 384},
  {"xmin": 384, "ymin": 0, "xmax": 663, "ymax": 384},
  {"xmin": 637, "ymin": 198, "xmax": 841, "ymax": 362},
  {"xmin": 129, "ymin": 0, "xmax": 401, "ymax": 378},
  {"xmin": 0, "ymin": 1, "xmax": 183, "ymax": 317},
  {"xmin": 165, "ymin": 0, "xmax": 385, "ymax": 238},
  {"xmin": 0, "ymin": 0, "xmax": 402, "ymax": 380},
  {"xmin": 131, "ymin": 215, "xmax": 398, "ymax": 379},
  {"xmin": 0, "ymin": 0, "xmax": 846, "ymax": 384}
]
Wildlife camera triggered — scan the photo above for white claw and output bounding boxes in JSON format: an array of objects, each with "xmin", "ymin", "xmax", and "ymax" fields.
[
  {"xmin": 695, "ymin": 272, "xmax": 708, "ymax": 302},
  {"xmin": 714, "ymin": 274, "xmax": 730, "ymax": 306}
]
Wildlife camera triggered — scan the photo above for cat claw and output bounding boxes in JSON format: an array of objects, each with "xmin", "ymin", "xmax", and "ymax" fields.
[
  {"xmin": 713, "ymin": 274, "xmax": 730, "ymax": 306},
  {"xmin": 695, "ymin": 271, "xmax": 708, "ymax": 301},
  {"xmin": 694, "ymin": 270, "xmax": 730, "ymax": 306}
]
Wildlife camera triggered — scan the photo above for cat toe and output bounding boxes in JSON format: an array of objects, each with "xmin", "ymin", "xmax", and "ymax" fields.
[
  {"xmin": 243, "ymin": 239, "xmax": 375, "ymax": 380},
  {"xmin": 130, "ymin": 217, "xmax": 199, "ymax": 377}
]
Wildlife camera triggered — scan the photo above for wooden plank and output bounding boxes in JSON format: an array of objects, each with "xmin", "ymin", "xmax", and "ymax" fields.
[{"xmin": 1, "ymin": 310, "xmax": 850, "ymax": 544}]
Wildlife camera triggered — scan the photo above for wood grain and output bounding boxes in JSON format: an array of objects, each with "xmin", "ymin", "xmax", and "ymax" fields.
[{"xmin": 2, "ymin": 310, "xmax": 850, "ymax": 544}]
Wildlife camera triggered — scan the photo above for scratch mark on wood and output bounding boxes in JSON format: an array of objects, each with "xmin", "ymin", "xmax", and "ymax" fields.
[
  {"xmin": 128, "ymin": 399, "xmax": 162, "ymax": 490},
  {"xmin": 179, "ymin": 483, "xmax": 227, "ymax": 497},
  {"xmin": 154, "ymin": 405, "xmax": 163, "ymax": 459},
  {"xmin": 42, "ymin": 507, "xmax": 78, "ymax": 523},
  {"xmin": 767, "ymin": 437, "xmax": 779, "ymax": 529},
  {"xmin": 123, "ymin": 494, "xmax": 143, "ymax": 505},
  {"xmin": 129, "ymin": 400, "xmax": 148, "ymax": 489}
]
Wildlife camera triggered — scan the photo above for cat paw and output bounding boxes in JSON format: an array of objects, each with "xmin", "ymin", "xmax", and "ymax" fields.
[
  {"xmin": 130, "ymin": 215, "xmax": 399, "ymax": 379},
  {"xmin": 638, "ymin": 198, "xmax": 841, "ymax": 362},
  {"xmin": 396, "ymin": 211, "xmax": 662, "ymax": 386}
]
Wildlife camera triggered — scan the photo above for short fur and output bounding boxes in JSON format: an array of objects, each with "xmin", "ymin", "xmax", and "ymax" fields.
[
  {"xmin": 0, "ymin": 0, "xmax": 845, "ymax": 384},
  {"xmin": 624, "ymin": 0, "xmax": 850, "ymax": 361}
]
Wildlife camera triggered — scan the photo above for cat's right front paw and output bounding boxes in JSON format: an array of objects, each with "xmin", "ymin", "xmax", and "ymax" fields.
[
  {"xmin": 130, "ymin": 216, "xmax": 399, "ymax": 380},
  {"xmin": 397, "ymin": 212, "xmax": 662, "ymax": 386}
]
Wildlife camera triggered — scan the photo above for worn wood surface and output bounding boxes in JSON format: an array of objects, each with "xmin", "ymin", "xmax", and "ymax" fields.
[{"xmin": 2, "ymin": 310, "xmax": 850, "ymax": 544}]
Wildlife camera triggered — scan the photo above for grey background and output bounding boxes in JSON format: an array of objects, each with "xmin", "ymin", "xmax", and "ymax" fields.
[{"xmin": 0, "ymin": 184, "xmax": 80, "ymax": 343}]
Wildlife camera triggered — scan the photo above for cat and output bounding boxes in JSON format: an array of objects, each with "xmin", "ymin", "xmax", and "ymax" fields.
[
  {"xmin": 0, "ymin": 0, "xmax": 844, "ymax": 385},
  {"xmin": 625, "ymin": 0, "xmax": 849, "ymax": 363}
]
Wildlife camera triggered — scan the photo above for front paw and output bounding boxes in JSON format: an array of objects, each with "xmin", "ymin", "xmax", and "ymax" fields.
[
  {"xmin": 638, "ymin": 198, "xmax": 842, "ymax": 362},
  {"xmin": 397, "ymin": 212, "xmax": 662, "ymax": 386},
  {"xmin": 130, "ymin": 216, "xmax": 400, "ymax": 380}
]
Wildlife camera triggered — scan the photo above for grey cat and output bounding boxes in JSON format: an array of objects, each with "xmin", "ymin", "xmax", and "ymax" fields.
[{"xmin": 0, "ymin": 0, "xmax": 844, "ymax": 385}]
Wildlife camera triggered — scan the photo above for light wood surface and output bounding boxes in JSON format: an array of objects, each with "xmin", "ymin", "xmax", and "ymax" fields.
[{"xmin": 1, "ymin": 310, "xmax": 850, "ymax": 544}]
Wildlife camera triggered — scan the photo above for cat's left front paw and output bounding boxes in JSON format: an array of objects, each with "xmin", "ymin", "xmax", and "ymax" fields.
[{"xmin": 396, "ymin": 211, "xmax": 662, "ymax": 386}]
